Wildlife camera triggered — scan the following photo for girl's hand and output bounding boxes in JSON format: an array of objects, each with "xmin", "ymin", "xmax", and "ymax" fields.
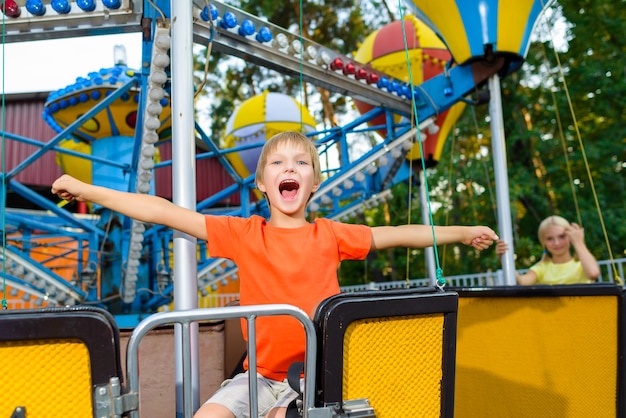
[
  {"xmin": 565, "ymin": 223, "xmax": 585, "ymax": 246},
  {"xmin": 494, "ymin": 239, "xmax": 509, "ymax": 257}
]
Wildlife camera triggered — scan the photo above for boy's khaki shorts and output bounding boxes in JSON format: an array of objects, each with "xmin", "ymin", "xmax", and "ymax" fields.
[{"xmin": 203, "ymin": 371, "xmax": 299, "ymax": 418}]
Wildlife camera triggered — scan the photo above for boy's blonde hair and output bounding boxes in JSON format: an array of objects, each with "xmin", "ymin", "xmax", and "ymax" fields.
[{"xmin": 255, "ymin": 131, "xmax": 322, "ymax": 186}]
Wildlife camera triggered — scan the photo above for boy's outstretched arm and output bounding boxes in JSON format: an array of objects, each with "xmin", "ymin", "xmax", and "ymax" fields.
[
  {"xmin": 51, "ymin": 174, "xmax": 208, "ymax": 241},
  {"xmin": 370, "ymin": 224, "xmax": 498, "ymax": 251}
]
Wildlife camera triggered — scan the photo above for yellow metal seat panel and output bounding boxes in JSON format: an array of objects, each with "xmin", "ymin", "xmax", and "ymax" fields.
[
  {"xmin": 0, "ymin": 338, "xmax": 93, "ymax": 418},
  {"xmin": 455, "ymin": 287, "xmax": 621, "ymax": 418},
  {"xmin": 343, "ymin": 314, "xmax": 445, "ymax": 418}
]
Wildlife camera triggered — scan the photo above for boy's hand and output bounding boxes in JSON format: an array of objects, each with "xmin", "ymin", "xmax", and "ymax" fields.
[
  {"xmin": 464, "ymin": 226, "xmax": 498, "ymax": 250},
  {"xmin": 51, "ymin": 174, "xmax": 86, "ymax": 202}
]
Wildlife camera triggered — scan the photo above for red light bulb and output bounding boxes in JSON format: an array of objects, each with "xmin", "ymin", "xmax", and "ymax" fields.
[
  {"xmin": 1, "ymin": 0, "xmax": 21, "ymax": 17},
  {"xmin": 330, "ymin": 57, "xmax": 344, "ymax": 71},
  {"xmin": 367, "ymin": 73, "xmax": 380, "ymax": 84},
  {"xmin": 343, "ymin": 62, "xmax": 356, "ymax": 75},
  {"xmin": 355, "ymin": 68, "xmax": 368, "ymax": 80}
]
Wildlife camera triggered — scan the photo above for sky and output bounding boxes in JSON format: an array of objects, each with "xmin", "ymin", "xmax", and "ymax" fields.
[{"xmin": 0, "ymin": 33, "xmax": 144, "ymax": 94}]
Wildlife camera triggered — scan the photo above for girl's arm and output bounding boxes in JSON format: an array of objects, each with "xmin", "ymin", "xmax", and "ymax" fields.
[
  {"xmin": 515, "ymin": 270, "xmax": 537, "ymax": 285},
  {"xmin": 567, "ymin": 223, "xmax": 600, "ymax": 280},
  {"xmin": 52, "ymin": 175, "xmax": 208, "ymax": 241},
  {"xmin": 494, "ymin": 239, "xmax": 537, "ymax": 285},
  {"xmin": 370, "ymin": 224, "xmax": 498, "ymax": 251}
]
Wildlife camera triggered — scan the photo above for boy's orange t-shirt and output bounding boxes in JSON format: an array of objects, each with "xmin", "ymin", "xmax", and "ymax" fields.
[{"xmin": 205, "ymin": 214, "xmax": 372, "ymax": 381}]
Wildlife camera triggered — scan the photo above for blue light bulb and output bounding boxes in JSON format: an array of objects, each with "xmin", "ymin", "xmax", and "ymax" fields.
[
  {"xmin": 210, "ymin": 4, "xmax": 219, "ymax": 21},
  {"xmin": 219, "ymin": 12, "xmax": 238, "ymax": 29},
  {"xmin": 50, "ymin": 0, "xmax": 71, "ymax": 14},
  {"xmin": 238, "ymin": 19, "xmax": 255, "ymax": 37},
  {"xmin": 102, "ymin": 0, "xmax": 121, "ymax": 9},
  {"xmin": 25, "ymin": 0, "xmax": 46, "ymax": 16},
  {"xmin": 255, "ymin": 27, "xmax": 272, "ymax": 43},
  {"xmin": 76, "ymin": 0, "xmax": 96, "ymax": 12},
  {"xmin": 376, "ymin": 77, "xmax": 389, "ymax": 90},
  {"xmin": 200, "ymin": 6, "xmax": 209, "ymax": 21},
  {"xmin": 201, "ymin": 5, "xmax": 219, "ymax": 22}
]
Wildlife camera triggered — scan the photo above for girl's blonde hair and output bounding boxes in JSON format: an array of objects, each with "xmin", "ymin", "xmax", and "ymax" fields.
[
  {"xmin": 537, "ymin": 215, "xmax": 573, "ymax": 261},
  {"xmin": 255, "ymin": 131, "xmax": 322, "ymax": 186}
]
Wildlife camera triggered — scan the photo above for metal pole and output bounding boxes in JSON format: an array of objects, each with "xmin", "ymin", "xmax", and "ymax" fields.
[
  {"xmin": 488, "ymin": 74, "xmax": 517, "ymax": 285},
  {"xmin": 418, "ymin": 170, "xmax": 438, "ymax": 285},
  {"xmin": 170, "ymin": 1, "xmax": 200, "ymax": 415}
]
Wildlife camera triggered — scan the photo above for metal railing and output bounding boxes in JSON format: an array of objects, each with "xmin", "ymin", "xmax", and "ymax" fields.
[
  {"xmin": 178, "ymin": 259, "xmax": 626, "ymax": 310},
  {"xmin": 329, "ymin": 257, "xmax": 626, "ymax": 292},
  {"xmin": 125, "ymin": 304, "xmax": 317, "ymax": 418}
]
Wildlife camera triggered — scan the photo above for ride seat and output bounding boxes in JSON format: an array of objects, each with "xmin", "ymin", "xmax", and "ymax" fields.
[
  {"xmin": 0, "ymin": 306, "xmax": 124, "ymax": 418},
  {"xmin": 314, "ymin": 287, "xmax": 458, "ymax": 417}
]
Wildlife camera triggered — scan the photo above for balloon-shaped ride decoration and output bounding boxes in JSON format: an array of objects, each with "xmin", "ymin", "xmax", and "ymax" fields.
[
  {"xmin": 222, "ymin": 91, "xmax": 317, "ymax": 179},
  {"xmin": 354, "ymin": 16, "xmax": 465, "ymax": 168},
  {"xmin": 406, "ymin": 0, "xmax": 554, "ymax": 73}
]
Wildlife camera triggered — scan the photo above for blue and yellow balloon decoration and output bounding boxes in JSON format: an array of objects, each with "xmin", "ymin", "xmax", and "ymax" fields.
[
  {"xmin": 405, "ymin": 0, "xmax": 555, "ymax": 73},
  {"xmin": 222, "ymin": 91, "xmax": 317, "ymax": 180}
]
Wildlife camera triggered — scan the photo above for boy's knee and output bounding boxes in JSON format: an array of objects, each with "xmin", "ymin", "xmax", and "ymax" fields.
[
  {"xmin": 193, "ymin": 403, "xmax": 235, "ymax": 418},
  {"xmin": 265, "ymin": 406, "xmax": 287, "ymax": 418}
]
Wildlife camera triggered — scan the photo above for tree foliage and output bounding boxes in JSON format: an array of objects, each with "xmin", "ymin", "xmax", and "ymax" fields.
[{"xmin": 340, "ymin": 0, "xmax": 625, "ymax": 285}]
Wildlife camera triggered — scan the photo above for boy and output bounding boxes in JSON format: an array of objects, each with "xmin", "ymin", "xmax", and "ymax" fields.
[{"xmin": 52, "ymin": 131, "xmax": 498, "ymax": 418}]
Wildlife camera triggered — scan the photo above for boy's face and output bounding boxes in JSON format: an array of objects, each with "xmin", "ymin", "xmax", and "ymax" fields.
[{"xmin": 256, "ymin": 142, "xmax": 320, "ymax": 216}]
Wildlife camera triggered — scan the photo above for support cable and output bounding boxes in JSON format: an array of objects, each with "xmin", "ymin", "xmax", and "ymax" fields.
[
  {"xmin": 397, "ymin": 2, "xmax": 446, "ymax": 288},
  {"xmin": 540, "ymin": 4, "xmax": 621, "ymax": 283}
]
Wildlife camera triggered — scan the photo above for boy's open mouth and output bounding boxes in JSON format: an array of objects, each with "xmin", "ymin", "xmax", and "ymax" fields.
[{"xmin": 279, "ymin": 179, "xmax": 299, "ymax": 200}]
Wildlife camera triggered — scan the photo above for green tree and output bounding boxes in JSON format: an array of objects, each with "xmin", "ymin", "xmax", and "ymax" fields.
[{"xmin": 341, "ymin": 0, "xmax": 625, "ymax": 285}]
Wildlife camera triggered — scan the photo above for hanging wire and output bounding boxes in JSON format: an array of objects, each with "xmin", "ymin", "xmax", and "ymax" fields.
[
  {"xmin": 537, "ymin": 45, "xmax": 581, "ymax": 225},
  {"xmin": 298, "ymin": 0, "xmax": 305, "ymax": 132},
  {"xmin": 194, "ymin": 0, "xmax": 213, "ymax": 98},
  {"xmin": 470, "ymin": 106, "xmax": 498, "ymax": 223},
  {"xmin": 396, "ymin": 2, "xmax": 445, "ymax": 289},
  {"xmin": 1, "ymin": 11, "xmax": 7, "ymax": 309},
  {"xmin": 540, "ymin": 4, "xmax": 621, "ymax": 283},
  {"xmin": 440, "ymin": 123, "xmax": 458, "ymax": 273},
  {"xmin": 404, "ymin": 116, "xmax": 415, "ymax": 286}
]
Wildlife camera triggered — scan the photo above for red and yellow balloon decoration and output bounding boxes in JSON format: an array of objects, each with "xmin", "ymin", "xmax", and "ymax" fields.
[{"xmin": 354, "ymin": 15, "xmax": 465, "ymax": 167}]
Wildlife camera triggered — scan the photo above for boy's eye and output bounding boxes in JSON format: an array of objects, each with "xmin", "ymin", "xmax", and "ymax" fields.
[
  {"xmin": 271, "ymin": 160, "xmax": 282, "ymax": 165},
  {"xmin": 297, "ymin": 160, "xmax": 308, "ymax": 165}
]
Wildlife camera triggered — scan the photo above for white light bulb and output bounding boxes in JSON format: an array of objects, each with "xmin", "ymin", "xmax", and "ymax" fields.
[
  {"xmin": 304, "ymin": 45, "xmax": 318, "ymax": 61},
  {"xmin": 272, "ymin": 33, "xmax": 289, "ymax": 49},
  {"xmin": 144, "ymin": 116, "xmax": 161, "ymax": 131},
  {"xmin": 148, "ymin": 87, "xmax": 165, "ymax": 101},
  {"xmin": 141, "ymin": 145, "xmax": 156, "ymax": 158},
  {"xmin": 150, "ymin": 70, "xmax": 168, "ymax": 85},
  {"xmin": 153, "ymin": 53, "xmax": 170, "ymax": 69},
  {"xmin": 143, "ymin": 131, "xmax": 159, "ymax": 144}
]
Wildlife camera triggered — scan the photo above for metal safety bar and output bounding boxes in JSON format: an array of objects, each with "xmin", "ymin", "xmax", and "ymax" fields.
[{"xmin": 125, "ymin": 304, "xmax": 317, "ymax": 418}]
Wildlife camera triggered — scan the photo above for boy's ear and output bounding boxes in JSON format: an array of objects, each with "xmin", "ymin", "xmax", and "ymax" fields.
[
  {"xmin": 311, "ymin": 180, "xmax": 320, "ymax": 192},
  {"xmin": 256, "ymin": 180, "xmax": 266, "ymax": 193}
]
